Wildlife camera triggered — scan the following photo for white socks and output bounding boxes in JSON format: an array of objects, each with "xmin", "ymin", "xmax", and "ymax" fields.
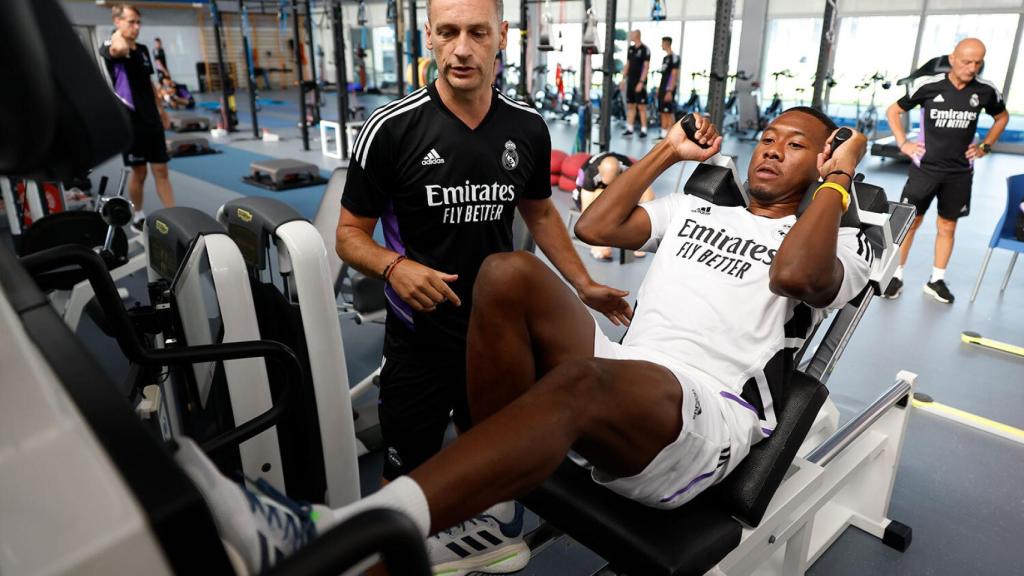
[
  {"xmin": 931, "ymin": 267, "xmax": 945, "ymax": 282},
  {"xmin": 133, "ymin": 209, "xmax": 145, "ymax": 223},
  {"xmin": 317, "ymin": 476, "xmax": 432, "ymax": 538},
  {"xmin": 893, "ymin": 265, "xmax": 904, "ymax": 280}
]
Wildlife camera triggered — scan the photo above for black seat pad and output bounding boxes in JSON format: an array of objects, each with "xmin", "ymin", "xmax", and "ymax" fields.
[{"xmin": 522, "ymin": 372, "xmax": 829, "ymax": 575}]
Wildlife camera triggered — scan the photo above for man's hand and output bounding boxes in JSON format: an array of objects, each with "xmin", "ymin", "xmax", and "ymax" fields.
[
  {"xmin": 662, "ymin": 91, "xmax": 673, "ymax": 103},
  {"xmin": 664, "ymin": 113, "xmax": 721, "ymax": 163},
  {"xmin": 898, "ymin": 140, "xmax": 925, "ymax": 163},
  {"xmin": 578, "ymin": 280, "xmax": 633, "ymax": 326},
  {"xmin": 965, "ymin": 143, "xmax": 987, "ymax": 160},
  {"xmin": 817, "ymin": 128, "xmax": 867, "ymax": 178},
  {"xmin": 635, "ymin": 81, "xmax": 645, "ymax": 94},
  {"xmin": 109, "ymin": 29, "xmax": 129, "ymax": 57},
  {"xmin": 388, "ymin": 259, "xmax": 462, "ymax": 312}
]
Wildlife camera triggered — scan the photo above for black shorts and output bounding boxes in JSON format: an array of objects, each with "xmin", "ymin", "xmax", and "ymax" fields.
[
  {"xmin": 657, "ymin": 88, "xmax": 677, "ymax": 114},
  {"xmin": 625, "ymin": 79, "xmax": 648, "ymax": 104},
  {"xmin": 901, "ymin": 166, "xmax": 973, "ymax": 220},
  {"xmin": 378, "ymin": 314, "xmax": 471, "ymax": 480},
  {"xmin": 123, "ymin": 121, "xmax": 170, "ymax": 166}
]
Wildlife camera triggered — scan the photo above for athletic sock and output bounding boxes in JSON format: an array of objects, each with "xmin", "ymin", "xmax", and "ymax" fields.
[
  {"xmin": 930, "ymin": 267, "xmax": 945, "ymax": 283},
  {"xmin": 316, "ymin": 476, "xmax": 431, "ymax": 538},
  {"xmin": 133, "ymin": 209, "xmax": 145, "ymax": 223},
  {"xmin": 893, "ymin": 265, "xmax": 904, "ymax": 280}
]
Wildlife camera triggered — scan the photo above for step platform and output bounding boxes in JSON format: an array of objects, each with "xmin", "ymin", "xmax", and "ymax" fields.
[
  {"xmin": 242, "ymin": 159, "xmax": 327, "ymax": 191},
  {"xmin": 168, "ymin": 114, "xmax": 210, "ymax": 133},
  {"xmin": 166, "ymin": 134, "xmax": 218, "ymax": 158}
]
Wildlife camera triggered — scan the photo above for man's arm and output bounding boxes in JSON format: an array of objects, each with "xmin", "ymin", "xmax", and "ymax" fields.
[
  {"xmin": 968, "ymin": 110, "xmax": 1009, "ymax": 159},
  {"xmin": 575, "ymin": 115, "xmax": 720, "ymax": 249},
  {"xmin": 153, "ymin": 81, "xmax": 170, "ymax": 128},
  {"xmin": 107, "ymin": 30, "xmax": 129, "ymax": 58},
  {"xmin": 886, "ymin": 101, "xmax": 925, "ymax": 160},
  {"xmin": 770, "ymin": 129, "xmax": 868, "ymax": 307},
  {"xmin": 336, "ymin": 208, "xmax": 461, "ymax": 311},
  {"xmin": 518, "ymin": 198, "xmax": 633, "ymax": 326}
]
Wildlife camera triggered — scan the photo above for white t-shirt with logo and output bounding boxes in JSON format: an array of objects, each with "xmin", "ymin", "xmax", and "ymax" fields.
[{"xmin": 629, "ymin": 193, "xmax": 873, "ymax": 451}]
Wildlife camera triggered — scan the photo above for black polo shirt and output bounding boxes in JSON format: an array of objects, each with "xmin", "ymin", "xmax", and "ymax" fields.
[
  {"xmin": 897, "ymin": 73, "xmax": 1005, "ymax": 174},
  {"xmin": 659, "ymin": 53, "xmax": 681, "ymax": 92},
  {"xmin": 342, "ymin": 81, "xmax": 551, "ymax": 353},
  {"xmin": 627, "ymin": 44, "xmax": 651, "ymax": 84}
]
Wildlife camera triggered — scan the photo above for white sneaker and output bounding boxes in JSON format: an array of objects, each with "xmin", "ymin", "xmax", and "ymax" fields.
[
  {"xmin": 241, "ymin": 476, "xmax": 320, "ymax": 571},
  {"xmin": 428, "ymin": 501, "xmax": 530, "ymax": 576}
]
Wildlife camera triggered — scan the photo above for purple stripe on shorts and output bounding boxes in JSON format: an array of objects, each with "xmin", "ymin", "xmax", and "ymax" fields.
[
  {"xmin": 659, "ymin": 470, "xmax": 716, "ymax": 503},
  {"xmin": 720, "ymin": 391, "xmax": 759, "ymax": 416}
]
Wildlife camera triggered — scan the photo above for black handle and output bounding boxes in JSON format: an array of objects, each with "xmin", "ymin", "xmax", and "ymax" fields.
[
  {"xmin": 831, "ymin": 127, "xmax": 853, "ymax": 151},
  {"xmin": 680, "ymin": 113, "xmax": 711, "ymax": 149}
]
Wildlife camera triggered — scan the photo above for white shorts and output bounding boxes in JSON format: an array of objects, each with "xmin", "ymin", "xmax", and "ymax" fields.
[{"xmin": 585, "ymin": 321, "xmax": 758, "ymax": 509}]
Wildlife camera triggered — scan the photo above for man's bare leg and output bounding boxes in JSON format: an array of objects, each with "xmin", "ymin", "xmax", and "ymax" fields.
[
  {"xmin": 638, "ymin": 104, "xmax": 648, "ymax": 135},
  {"xmin": 898, "ymin": 215, "xmax": 924, "ymax": 266},
  {"xmin": 934, "ymin": 216, "xmax": 957, "ymax": 270},
  {"xmin": 625, "ymin": 103, "xmax": 637, "ymax": 134},
  {"xmin": 411, "ymin": 252, "xmax": 683, "ymax": 532},
  {"xmin": 150, "ymin": 162, "xmax": 176, "ymax": 208},
  {"xmin": 127, "ymin": 164, "xmax": 147, "ymax": 213}
]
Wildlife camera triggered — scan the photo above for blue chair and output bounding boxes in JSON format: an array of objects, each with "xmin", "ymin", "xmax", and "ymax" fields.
[{"xmin": 970, "ymin": 173, "xmax": 1024, "ymax": 301}]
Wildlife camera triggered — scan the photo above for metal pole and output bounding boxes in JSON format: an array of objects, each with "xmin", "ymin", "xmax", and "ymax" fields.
[
  {"xmin": 332, "ymin": 0, "xmax": 351, "ymax": 159},
  {"xmin": 304, "ymin": 0, "xmax": 321, "ymax": 125},
  {"xmin": 292, "ymin": 0, "xmax": 309, "ymax": 150},
  {"xmin": 211, "ymin": 0, "xmax": 234, "ymax": 132},
  {"xmin": 519, "ymin": 0, "xmax": 528, "ymax": 99},
  {"xmin": 707, "ymin": 0, "xmax": 734, "ymax": 128},
  {"xmin": 394, "ymin": 0, "xmax": 405, "ymax": 95},
  {"xmin": 580, "ymin": 0, "xmax": 593, "ymax": 152},
  {"xmin": 599, "ymin": 0, "xmax": 617, "ymax": 152},
  {"xmin": 811, "ymin": 0, "xmax": 838, "ymax": 110},
  {"xmin": 409, "ymin": 0, "xmax": 420, "ymax": 89},
  {"xmin": 239, "ymin": 1, "xmax": 261, "ymax": 139}
]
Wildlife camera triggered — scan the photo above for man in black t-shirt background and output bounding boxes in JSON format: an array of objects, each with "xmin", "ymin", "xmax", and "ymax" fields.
[
  {"xmin": 620, "ymin": 30, "xmax": 651, "ymax": 138},
  {"xmin": 100, "ymin": 4, "xmax": 175, "ymax": 229},
  {"xmin": 883, "ymin": 38, "xmax": 1008, "ymax": 303},
  {"xmin": 336, "ymin": 0, "xmax": 631, "ymax": 570},
  {"xmin": 657, "ymin": 36, "xmax": 680, "ymax": 139},
  {"xmin": 153, "ymin": 37, "xmax": 170, "ymax": 81}
]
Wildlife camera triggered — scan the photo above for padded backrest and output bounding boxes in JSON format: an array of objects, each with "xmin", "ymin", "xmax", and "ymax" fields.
[
  {"xmin": 713, "ymin": 370, "xmax": 829, "ymax": 526},
  {"xmin": 684, "ymin": 164, "xmax": 745, "ymax": 207}
]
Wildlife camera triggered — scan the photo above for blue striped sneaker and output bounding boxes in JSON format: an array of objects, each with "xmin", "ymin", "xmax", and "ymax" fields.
[
  {"xmin": 427, "ymin": 501, "xmax": 531, "ymax": 576},
  {"xmin": 242, "ymin": 477, "xmax": 319, "ymax": 571}
]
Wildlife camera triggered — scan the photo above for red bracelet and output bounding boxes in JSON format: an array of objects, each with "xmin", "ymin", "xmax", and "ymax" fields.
[{"xmin": 383, "ymin": 255, "xmax": 407, "ymax": 284}]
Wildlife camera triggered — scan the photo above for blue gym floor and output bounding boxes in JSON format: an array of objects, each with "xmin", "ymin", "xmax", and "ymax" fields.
[{"xmin": 78, "ymin": 87, "xmax": 1024, "ymax": 575}]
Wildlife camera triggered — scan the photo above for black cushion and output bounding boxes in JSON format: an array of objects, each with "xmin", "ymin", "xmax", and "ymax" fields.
[
  {"xmin": 522, "ymin": 460, "xmax": 741, "ymax": 576},
  {"xmin": 712, "ymin": 371, "xmax": 829, "ymax": 526},
  {"xmin": 522, "ymin": 372, "xmax": 828, "ymax": 575},
  {"xmin": 684, "ymin": 164, "xmax": 745, "ymax": 207}
]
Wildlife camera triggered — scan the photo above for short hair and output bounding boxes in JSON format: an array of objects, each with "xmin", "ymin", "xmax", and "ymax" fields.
[
  {"xmin": 427, "ymin": 0, "xmax": 503, "ymax": 20},
  {"xmin": 155, "ymin": 37, "xmax": 161, "ymax": 42},
  {"xmin": 783, "ymin": 106, "xmax": 838, "ymax": 137},
  {"xmin": 662, "ymin": 37, "xmax": 672, "ymax": 45},
  {"xmin": 112, "ymin": 4, "xmax": 140, "ymax": 19}
]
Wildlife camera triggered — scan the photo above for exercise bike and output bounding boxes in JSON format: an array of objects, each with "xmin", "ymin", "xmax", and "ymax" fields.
[
  {"xmin": 855, "ymin": 72, "xmax": 891, "ymax": 141},
  {"xmin": 762, "ymin": 69, "xmax": 794, "ymax": 122},
  {"xmin": 679, "ymin": 70, "xmax": 707, "ymax": 114}
]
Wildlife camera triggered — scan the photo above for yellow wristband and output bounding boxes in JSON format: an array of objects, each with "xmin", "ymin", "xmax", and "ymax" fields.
[{"xmin": 814, "ymin": 181, "xmax": 850, "ymax": 213}]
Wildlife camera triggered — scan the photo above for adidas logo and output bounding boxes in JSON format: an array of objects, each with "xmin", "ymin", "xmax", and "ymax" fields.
[
  {"xmin": 692, "ymin": 389, "xmax": 703, "ymax": 418},
  {"xmin": 421, "ymin": 148, "xmax": 445, "ymax": 165},
  {"xmin": 691, "ymin": 206, "xmax": 711, "ymax": 215},
  {"xmin": 933, "ymin": 94, "xmax": 945, "ymax": 103}
]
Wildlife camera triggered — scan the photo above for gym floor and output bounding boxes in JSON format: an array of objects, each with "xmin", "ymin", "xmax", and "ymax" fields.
[{"xmin": 61, "ymin": 88, "xmax": 1024, "ymax": 574}]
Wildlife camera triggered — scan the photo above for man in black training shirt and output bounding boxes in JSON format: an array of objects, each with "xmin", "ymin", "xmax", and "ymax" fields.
[
  {"xmin": 621, "ymin": 29, "xmax": 651, "ymax": 138},
  {"xmin": 153, "ymin": 37, "xmax": 170, "ymax": 81},
  {"xmin": 336, "ymin": 0, "xmax": 631, "ymax": 570},
  {"xmin": 657, "ymin": 36, "xmax": 681, "ymax": 139},
  {"xmin": 100, "ymin": 4, "xmax": 175, "ymax": 228},
  {"xmin": 883, "ymin": 38, "xmax": 1008, "ymax": 303}
]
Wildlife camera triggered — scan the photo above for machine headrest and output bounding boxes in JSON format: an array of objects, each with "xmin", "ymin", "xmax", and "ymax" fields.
[
  {"xmin": 0, "ymin": 0, "xmax": 130, "ymax": 179},
  {"xmin": 221, "ymin": 197, "xmax": 305, "ymax": 271},
  {"xmin": 684, "ymin": 164, "xmax": 746, "ymax": 207},
  {"xmin": 898, "ymin": 55, "xmax": 951, "ymax": 86},
  {"xmin": 147, "ymin": 208, "xmax": 226, "ymax": 281}
]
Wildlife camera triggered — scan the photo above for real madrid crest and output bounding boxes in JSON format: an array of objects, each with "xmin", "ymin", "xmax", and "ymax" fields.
[
  {"xmin": 774, "ymin": 223, "xmax": 792, "ymax": 239},
  {"xmin": 501, "ymin": 140, "xmax": 519, "ymax": 170},
  {"xmin": 969, "ymin": 93, "xmax": 980, "ymax": 108}
]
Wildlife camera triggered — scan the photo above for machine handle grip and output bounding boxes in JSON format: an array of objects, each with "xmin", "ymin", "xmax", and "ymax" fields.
[
  {"xmin": 831, "ymin": 127, "xmax": 853, "ymax": 151},
  {"xmin": 680, "ymin": 113, "xmax": 711, "ymax": 149}
]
